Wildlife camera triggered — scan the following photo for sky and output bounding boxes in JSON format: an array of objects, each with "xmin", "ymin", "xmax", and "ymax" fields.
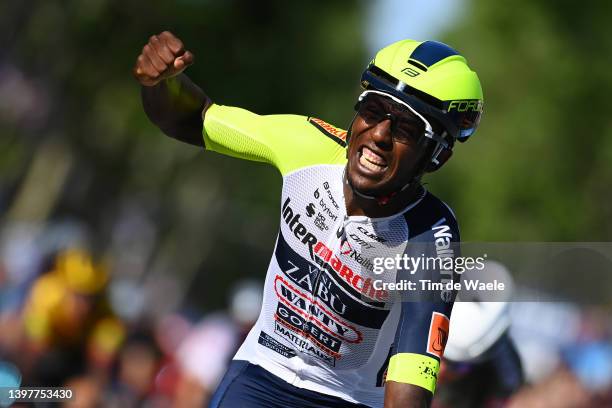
[{"xmin": 365, "ymin": 0, "xmax": 465, "ymax": 54}]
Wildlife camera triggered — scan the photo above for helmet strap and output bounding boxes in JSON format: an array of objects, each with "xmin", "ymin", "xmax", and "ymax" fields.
[
  {"xmin": 345, "ymin": 111, "xmax": 359, "ymax": 147},
  {"xmin": 430, "ymin": 131, "xmax": 448, "ymax": 166}
]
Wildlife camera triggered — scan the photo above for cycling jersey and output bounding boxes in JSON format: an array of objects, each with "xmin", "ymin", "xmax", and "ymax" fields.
[{"xmin": 203, "ymin": 104, "xmax": 460, "ymax": 407}]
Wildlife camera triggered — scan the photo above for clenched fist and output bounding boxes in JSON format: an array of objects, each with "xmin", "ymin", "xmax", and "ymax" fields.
[{"xmin": 133, "ymin": 31, "xmax": 194, "ymax": 87}]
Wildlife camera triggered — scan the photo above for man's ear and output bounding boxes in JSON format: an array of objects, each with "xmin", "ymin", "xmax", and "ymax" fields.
[{"xmin": 425, "ymin": 148, "xmax": 453, "ymax": 172}]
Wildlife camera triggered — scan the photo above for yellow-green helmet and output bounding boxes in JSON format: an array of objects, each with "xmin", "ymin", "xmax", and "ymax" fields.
[{"xmin": 361, "ymin": 39, "xmax": 483, "ymax": 142}]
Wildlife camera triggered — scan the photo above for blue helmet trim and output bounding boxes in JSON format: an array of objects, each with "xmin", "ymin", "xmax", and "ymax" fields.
[{"xmin": 409, "ymin": 41, "xmax": 460, "ymax": 67}]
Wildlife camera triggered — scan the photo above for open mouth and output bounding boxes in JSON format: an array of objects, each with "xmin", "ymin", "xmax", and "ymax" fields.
[{"xmin": 359, "ymin": 146, "xmax": 388, "ymax": 173}]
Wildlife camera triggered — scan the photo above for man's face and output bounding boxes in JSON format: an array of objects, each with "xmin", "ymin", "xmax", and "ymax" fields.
[{"xmin": 346, "ymin": 93, "xmax": 434, "ymax": 195}]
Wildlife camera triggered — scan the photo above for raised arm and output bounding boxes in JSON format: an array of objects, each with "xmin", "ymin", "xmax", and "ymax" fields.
[{"xmin": 133, "ymin": 31, "xmax": 212, "ymax": 146}]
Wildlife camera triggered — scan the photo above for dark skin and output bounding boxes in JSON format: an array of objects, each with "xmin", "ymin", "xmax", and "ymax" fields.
[
  {"xmin": 134, "ymin": 31, "xmax": 450, "ymax": 407},
  {"xmin": 134, "ymin": 32, "xmax": 210, "ymax": 146},
  {"xmin": 344, "ymin": 113, "xmax": 439, "ymax": 219}
]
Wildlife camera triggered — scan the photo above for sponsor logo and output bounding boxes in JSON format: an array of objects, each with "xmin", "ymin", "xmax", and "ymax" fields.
[
  {"xmin": 347, "ymin": 248, "xmax": 376, "ymax": 272},
  {"xmin": 426, "ymin": 312, "xmax": 450, "ymax": 358},
  {"xmin": 401, "ymin": 67, "xmax": 421, "ymax": 77},
  {"xmin": 275, "ymin": 303, "xmax": 341, "ymax": 355},
  {"xmin": 340, "ymin": 240, "xmax": 352, "ymax": 255},
  {"xmin": 258, "ymin": 331, "xmax": 297, "ymax": 359},
  {"xmin": 336, "ymin": 225, "xmax": 345, "ymax": 239},
  {"xmin": 274, "ymin": 275, "xmax": 362, "ymax": 343},
  {"xmin": 281, "ymin": 198, "xmax": 384, "ymax": 299},
  {"xmin": 419, "ymin": 360, "xmax": 438, "ymax": 382},
  {"xmin": 314, "ymin": 242, "xmax": 388, "ymax": 301},
  {"xmin": 304, "ymin": 197, "xmax": 329, "ymax": 230},
  {"xmin": 308, "ymin": 117, "xmax": 348, "ymax": 146},
  {"xmin": 274, "ymin": 319, "xmax": 337, "ymax": 365},
  {"xmin": 357, "ymin": 226, "xmax": 386, "ymax": 243},
  {"xmin": 314, "ymin": 213, "xmax": 329, "ymax": 231},
  {"xmin": 282, "ymin": 197, "xmax": 318, "ymax": 259},
  {"xmin": 282, "ymin": 262, "xmax": 348, "ymax": 316},
  {"xmin": 447, "ymin": 99, "xmax": 483, "ymax": 113},
  {"xmin": 432, "ymin": 220, "xmax": 454, "ymax": 257},
  {"xmin": 349, "ymin": 233, "xmax": 375, "ymax": 250},
  {"xmin": 318, "ymin": 198, "xmax": 338, "ymax": 221},
  {"xmin": 306, "ymin": 203, "xmax": 316, "ymax": 217},
  {"xmin": 322, "ymin": 182, "xmax": 340, "ymax": 210},
  {"xmin": 432, "ymin": 218, "xmax": 455, "ymax": 302},
  {"xmin": 339, "ymin": 238, "xmax": 375, "ymax": 272},
  {"xmin": 276, "ymin": 235, "xmax": 390, "ymax": 328}
]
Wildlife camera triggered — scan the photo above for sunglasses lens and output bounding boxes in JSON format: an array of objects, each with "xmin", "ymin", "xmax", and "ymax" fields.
[{"xmin": 357, "ymin": 94, "xmax": 425, "ymax": 144}]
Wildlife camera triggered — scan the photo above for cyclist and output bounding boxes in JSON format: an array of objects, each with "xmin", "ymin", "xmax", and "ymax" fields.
[
  {"xmin": 437, "ymin": 261, "xmax": 524, "ymax": 407},
  {"xmin": 134, "ymin": 31, "xmax": 483, "ymax": 408}
]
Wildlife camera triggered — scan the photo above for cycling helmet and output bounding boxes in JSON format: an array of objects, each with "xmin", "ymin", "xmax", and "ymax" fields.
[{"xmin": 360, "ymin": 39, "xmax": 483, "ymax": 143}]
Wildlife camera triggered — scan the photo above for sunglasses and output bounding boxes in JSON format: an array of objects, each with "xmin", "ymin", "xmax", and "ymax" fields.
[{"xmin": 355, "ymin": 90, "xmax": 449, "ymax": 148}]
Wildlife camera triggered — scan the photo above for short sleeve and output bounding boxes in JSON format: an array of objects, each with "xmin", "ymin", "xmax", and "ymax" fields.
[{"xmin": 386, "ymin": 194, "xmax": 461, "ymax": 394}]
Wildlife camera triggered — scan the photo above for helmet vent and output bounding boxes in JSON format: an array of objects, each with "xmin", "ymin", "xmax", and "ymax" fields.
[
  {"xmin": 408, "ymin": 59, "xmax": 428, "ymax": 72},
  {"xmin": 366, "ymin": 65, "xmax": 443, "ymax": 109},
  {"xmin": 409, "ymin": 40, "xmax": 459, "ymax": 67}
]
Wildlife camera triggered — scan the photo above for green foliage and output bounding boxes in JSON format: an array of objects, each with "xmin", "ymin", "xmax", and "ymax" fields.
[
  {"xmin": 1, "ymin": 0, "xmax": 365, "ymax": 310},
  {"xmin": 427, "ymin": 0, "xmax": 612, "ymax": 240}
]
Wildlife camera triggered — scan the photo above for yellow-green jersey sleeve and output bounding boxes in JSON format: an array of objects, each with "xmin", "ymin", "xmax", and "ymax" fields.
[{"xmin": 203, "ymin": 104, "xmax": 347, "ymax": 175}]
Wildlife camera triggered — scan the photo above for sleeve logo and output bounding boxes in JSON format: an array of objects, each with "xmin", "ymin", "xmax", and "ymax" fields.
[
  {"xmin": 426, "ymin": 312, "xmax": 450, "ymax": 358},
  {"xmin": 308, "ymin": 117, "xmax": 347, "ymax": 147}
]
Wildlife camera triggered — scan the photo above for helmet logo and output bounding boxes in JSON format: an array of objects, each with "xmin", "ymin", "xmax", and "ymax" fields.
[
  {"xmin": 401, "ymin": 67, "xmax": 420, "ymax": 77},
  {"xmin": 447, "ymin": 100, "xmax": 483, "ymax": 113}
]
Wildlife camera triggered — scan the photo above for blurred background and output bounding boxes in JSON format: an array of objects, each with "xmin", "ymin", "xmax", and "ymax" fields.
[{"xmin": 0, "ymin": 0, "xmax": 610, "ymax": 406}]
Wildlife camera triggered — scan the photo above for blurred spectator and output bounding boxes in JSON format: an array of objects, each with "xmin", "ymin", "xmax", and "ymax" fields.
[
  {"xmin": 435, "ymin": 303, "xmax": 523, "ymax": 407},
  {"xmin": 506, "ymin": 297, "xmax": 611, "ymax": 407},
  {"xmin": 106, "ymin": 329, "xmax": 164, "ymax": 407},
  {"xmin": 510, "ymin": 300, "xmax": 582, "ymax": 384},
  {"xmin": 0, "ymin": 361, "xmax": 21, "ymax": 408},
  {"xmin": 15, "ymin": 248, "xmax": 125, "ymax": 388},
  {"xmin": 63, "ymin": 372, "xmax": 103, "ymax": 408},
  {"xmin": 174, "ymin": 280, "xmax": 263, "ymax": 407},
  {"xmin": 434, "ymin": 262, "xmax": 524, "ymax": 408},
  {"xmin": 507, "ymin": 364, "xmax": 612, "ymax": 407}
]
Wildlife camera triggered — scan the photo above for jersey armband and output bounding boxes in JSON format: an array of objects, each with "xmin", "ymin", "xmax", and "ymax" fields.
[{"xmin": 386, "ymin": 353, "xmax": 439, "ymax": 394}]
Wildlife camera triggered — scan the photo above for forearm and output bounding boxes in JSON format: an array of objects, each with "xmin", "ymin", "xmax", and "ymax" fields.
[
  {"xmin": 141, "ymin": 73, "xmax": 212, "ymax": 146},
  {"xmin": 385, "ymin": 381, "xmax": 431, "ymax": 408}
]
